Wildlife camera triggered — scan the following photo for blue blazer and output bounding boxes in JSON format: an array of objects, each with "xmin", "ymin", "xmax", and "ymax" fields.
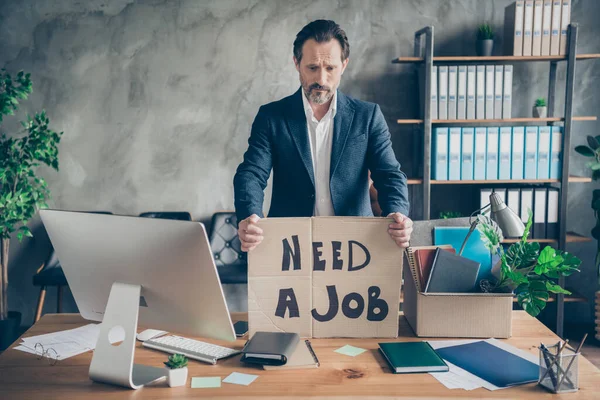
[{"xmin": 234, "ymin": 88, "xmax": 409, "ymax": 222}]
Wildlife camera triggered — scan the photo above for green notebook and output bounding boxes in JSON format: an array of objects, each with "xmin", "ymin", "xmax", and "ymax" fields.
[{"xmin": 378, "ymin": 342, "xmax": 449, "ymax": 373}]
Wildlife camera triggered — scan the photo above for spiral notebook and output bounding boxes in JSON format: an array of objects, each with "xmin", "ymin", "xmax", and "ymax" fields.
[{"xmin": 263, "ymin": 340, "xmax": 320, "ymax": 370}]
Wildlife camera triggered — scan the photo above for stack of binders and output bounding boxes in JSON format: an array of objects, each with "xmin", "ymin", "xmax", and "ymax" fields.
[
  {"xmin": 433, "ymin": 126, "xmax": 563, "ymax": 181},
  {"xmin": 504, "ymin": 0, "xmax": 571, "ymax": 56}
]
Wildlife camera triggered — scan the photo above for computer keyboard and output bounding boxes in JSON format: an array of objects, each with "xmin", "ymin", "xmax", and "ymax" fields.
[{"xmin": 143, "ymin": 335, "xmax": 240, "ymax": 365}]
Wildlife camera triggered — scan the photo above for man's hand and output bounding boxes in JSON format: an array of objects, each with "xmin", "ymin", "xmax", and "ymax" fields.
[
  {"xmin": 238, "ymin": 214, "xmax": 264, "ymax": 252},
  {"xmin": 387, "ymin": 212, "xmax": 413, "ymax": 248}
]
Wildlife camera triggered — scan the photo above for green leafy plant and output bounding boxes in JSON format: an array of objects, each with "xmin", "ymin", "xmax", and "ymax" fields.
[
  {"xmin": 476, "ymin": 212, "xmax": 581, "ymax": 317},
  {"xmin": 477, "ymin": 24, "xmax": 494, "ymax": 40},
  {"xmin": 574, "ymin": 135, "xmax": 600, "ymax": 284},
  {"xmin": 164, "ymin": 353, "xmax": 188, "ymax": 369},
  {"xmin": 0, "ymin": 69, "xmax": 62, "ymax": 320},
  {"xmin": 535, "ymin": 97, "xmax": 547, "ymax": 107},
  {"xmin": 439, "ymin": 211, "xmax": 464, "ymax": 219}
]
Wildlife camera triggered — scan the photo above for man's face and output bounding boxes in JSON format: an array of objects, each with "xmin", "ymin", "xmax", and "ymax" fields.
[{"xmin": 294, "ymin": 39, "xmax": 349, "ymax": 105}]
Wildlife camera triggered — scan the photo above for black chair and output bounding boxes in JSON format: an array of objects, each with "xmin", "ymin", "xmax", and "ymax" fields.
[
  {"xmin": 209, "ymin": 212, "xmax": 247, "ymax": 284},
  {"xmin": 34, "ymin": 211, "xmax": 113, "ymax": 322},
  {"xmin": 138, "ymin": 211, "xmax": 192, "ymax": 221}
]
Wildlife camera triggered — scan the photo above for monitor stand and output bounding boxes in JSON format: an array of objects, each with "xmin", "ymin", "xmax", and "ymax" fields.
[{"xmin": 89, "ymin": 282, "xmax": 167, "ymax": 389}]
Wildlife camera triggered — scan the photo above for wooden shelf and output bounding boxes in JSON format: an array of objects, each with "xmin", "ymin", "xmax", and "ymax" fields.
[
  {"xmin": 397, "ymin": 116, "xmax": 597, "ymax": 124},
  {"xmin": 407, "ymin": 179, "xmax": 423, "ymax": 185},
  {"xmin": 392, "ymin": 53, "xmax": 600, "ymax": 64},
  {"xmin": 568, "ymin": 175, "xmax": 592, "ymax": 183},
  {"xmin": 429, "ymin": 176, "xmax": 587, "ymax": 184},
  {"xmin": 500, "ymin": 232, "xmax": 592, "ymax": 244}
]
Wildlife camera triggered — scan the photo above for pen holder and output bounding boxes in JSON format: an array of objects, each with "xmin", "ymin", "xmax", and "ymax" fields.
[{"xmin": 538, "ymin": 343, "xmax": 579, "ymax": 394}]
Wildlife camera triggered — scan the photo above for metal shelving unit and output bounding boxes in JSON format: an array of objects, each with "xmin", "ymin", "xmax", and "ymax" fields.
[{"xmin": 394, "ymin": 24, "xmax": 600, "ymax": 337}]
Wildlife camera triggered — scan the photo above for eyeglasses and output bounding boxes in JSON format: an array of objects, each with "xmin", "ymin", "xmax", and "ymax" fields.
[{"xmin": 34, "ymin": 343, "xmax": 59, "ymax": 366}]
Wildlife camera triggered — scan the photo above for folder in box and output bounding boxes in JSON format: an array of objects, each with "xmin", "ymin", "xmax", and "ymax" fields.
[
  {"xmin": 507, "ymin": 189, "xmax": 521, "ymax": 216},
  {"xmin": 476, "ymin": 65, "xmax": 485, "ymax": 120},
  {"xmin": 520, "ymin": 188, "xmax": 534, "ymax": 236},
  {"xmin": 504, "ymin": 1, "xmax": 525, "ymax": 56},
  {"xmin": 559, "ymin": 0, "xmax": 571, "ymax": 56},
  {"xmin": 448, "ymin": 66, "xmax": 457, "ymax": 120},
  {"xmin": 537, "ymin": 126, "xmax": 551, "ymax": 179},
  {"xmin": 512, "ymin": 126, "xmax": 525, "ymax": 180},
  {"xmin": 448, "ymin": 127, "xmax": 461, "ymax": 180},
  {"xmin": 474, "ymin": 127, "xmax": 487, "ymax": 180},
  {"xmin": 532, "ymin": 0, "xmax": 543, "ymax": 56},
  {"xmin": 494, "ymin": 66, "xmax": 503, "ymax": 119},
  {"xmin": 467, "ymin": 66, "xmax": 476, "ymax": 119},
  {"xmin": 533, "ymin": 188, "xmax": 547, "ymax": 238},
  {"xmin": 547, "ymin": 188, "xmax": 559, "ymax": 239},
  {"xmin": 485, "ymin": 66, "xmax": 494, "ymax": 119},
  {"xmin": 434, "ymin": 127, "xmax": 449, "ymax": 180},
  {"xmin": 457, "ymin": 66, "xmax": 467, "ymax": 120},
  {"xmin": 461, "ymin": 128, "xmax": 475, "ymax": 181},
  {"xmin": 486, "ymin": 127, "xmax": 499, "ymax": 180},
  {"xmin": 523, "ymin": 0, "xmax": 534, "ymax": 56},
  {"xmin": 431, "ymin": 66, "xmax": 438, "ymax": 120},
  {"xmin": 502, "ymin": 65, "xmax": 513, "ymax": 119},
  {"xmin": 541, "ymin": 0, "xmax": 553, "ymax": 55},
  {"xmin": 550, "ymin": 0, "xmax": 561, "ymax": 55},
  {"xmin": 524, "ymin": 127, "xmax": 538, "ymax": 179},
  {"xmin": 550, "ymin": 126, "xmax": 562, "ymax": 179},
  {"xmin": 499, "ymin": 127, "xmax": 512, "ymax": 179},
  {"xmin": 438, "ymin": 66, "xmax": 448, "ymax": 120}
]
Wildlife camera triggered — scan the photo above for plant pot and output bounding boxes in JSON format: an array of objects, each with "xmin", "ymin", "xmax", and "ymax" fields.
[
  {"xmin": 0, "ymin": 311, "xmax": 22, "ymax": 352},
  {"xmin": 476, "ymin": 39, "xmax": 494, "ymax": 56},
  {"xmin": 533, "ymin": 106, "xmax": 547, "ymax": 118},
  {"xmin": 166, "ymin": 367, "xmax": 188, "ymax": 387}
]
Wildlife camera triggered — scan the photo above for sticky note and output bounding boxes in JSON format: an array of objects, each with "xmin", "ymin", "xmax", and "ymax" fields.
[
  {"xmin": 334, "ymin": 345, "xmax": 367, "ymax": 357},
  {"xmin": 191, "ymin": 377, "xmax": 221, "ymax": 388},
  {"xmin": 223, "ymin": 372, "xmax": 258, "ymax": 386}
]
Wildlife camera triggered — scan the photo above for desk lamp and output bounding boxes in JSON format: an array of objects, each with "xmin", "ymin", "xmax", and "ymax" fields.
[{"xmin": 458, "ymin": 192, "xmax": 525, "ymax": 255}]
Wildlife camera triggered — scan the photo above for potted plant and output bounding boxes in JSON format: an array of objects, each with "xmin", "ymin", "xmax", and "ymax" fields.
[
  {"xmin": 574, "ymin": 135, "xmax": 600, "ymax": 340},
  {"xmin": 533, "ymin": 97, "xmax": 548, "ymax": 118},
  {"xmin": 0, "ymin": 69, "xmax": 62, "ymax": 351},
  {"xmin": 476, "ymin": 23, "xmax": 494, "ymax": 56},
  {"xmin": 164, "ymin": 353, "xmax": 188, "ymax": 387},
  {"xmin": 476, "ymin": 212, "xmax": 581, "ymax": 317}
]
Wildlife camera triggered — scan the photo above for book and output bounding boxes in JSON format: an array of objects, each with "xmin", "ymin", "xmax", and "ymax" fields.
[
  {"xmin": 424, "ymin": 248, "xmax": 481, "ymax": 293},
  {"xmin": 379, "ymin": 342, "xmax": 449, "ymax": 374},
  {"xmin": 241, "ymin": 332, "xmax": 300, "ymax": 366},
  {"xmin": 263, "ymin": 340, "xmax": 319, "ymax": 370},
  {"xmin": 414, "ymin": 246, "xmax": 455, "ymax": 288}
]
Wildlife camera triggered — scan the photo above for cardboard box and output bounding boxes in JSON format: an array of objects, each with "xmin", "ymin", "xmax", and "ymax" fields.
[
  {"xmin": 403, "ymin": 219, "xmax": 513, "ymax": 338},
  {"xmin": 248, "ymin": 217, "xmax": 403, "ymax": 338}
]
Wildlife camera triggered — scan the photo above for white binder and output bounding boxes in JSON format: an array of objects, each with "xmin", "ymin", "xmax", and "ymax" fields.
[
  {"xmin": 499, "ymin": 127, "xmax": 512, "ymax": 180},
  {"xmin": 474, "ymin": 127, "xmax": 487, "ymax": 180},
  {"xmin": 457, "ymin": 66, "xmax": 467, "ymax": 120},
  {"xmin": 533, "ymin": 188, "xmax": 547, "ymax": 238},
  {"xmin": 504, "ymin": 1, "xmax": 525, "ymax": 56},
  {"xmin": 523, "ymin": 0, "xmax": 534, "ymax": 56},
  {"xmin": 520, "ymin": 188, "xmax": 534, "ymax": 224},
  {"xmin": 532, "ymin": 0, "xmax": 543, "ymax": 56},
  {"xmin": 438, "ymin": 66, "xmax": 448, "ymax": 120},
  {"xmin": 467, "ymin": 66, "xmax": 476, "ymax": 120},
  {"xmin": 541, "ymin": 0, "xmax": 553, "ymax": 55},
  {"xmin": 448, "ymin": 66, "xmax": 457, "ymax": 120},
  {"xmin": 448, "ymin": 127, "xmax": 461, "ymax": 180},
  {"xmin": 494, "ymin": 189, "xmax": 507, "ymax": 204},
  {"xmin": 494, "ymin": 66, "xmax": 503, "ymax": 119},
  {"xmin": 559, "ymin": 0, "xmax": 571, "ymax": 55},
  {"xmin": 502, "ymin": 65, "xmax": 513, "ymax": 119},
  {"xmin": 481, "ymin": 188, "xmax": 493, "ymax": 210},
  {"xmin": 538, "ymin": 126, "xmax": 552, "ymax": 179},
  {"xmin": 485, "ymin": 65, "xmax": 494, "ymax": 119},
  {"xmin": 431, "ymin": 66, "xmax": 438, "ymax": 120},
  {"xmin": 512, "ymin": 126, "xmax": 525, "ymax": 180},
  {"xmin": 507, "ymin": 189, "xmax": 521, "ymax": 216},
  {"xmin": 476, "ymin": 65, "xmax": 485, "ymax": 120},
  {"xmin": 550, "ymin": 0, "xmax": 562, "ymax": 55}
]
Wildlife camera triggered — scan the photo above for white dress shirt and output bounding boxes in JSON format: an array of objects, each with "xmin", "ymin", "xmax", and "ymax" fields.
[{"xmin": 301, "ymin": 89, "xmax": 337, "ymax": 216}]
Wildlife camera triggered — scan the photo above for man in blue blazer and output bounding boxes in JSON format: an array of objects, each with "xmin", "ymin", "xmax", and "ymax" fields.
[{"xmin": 234, "ymin": 20, "xmax": 412, "ymax": 252}]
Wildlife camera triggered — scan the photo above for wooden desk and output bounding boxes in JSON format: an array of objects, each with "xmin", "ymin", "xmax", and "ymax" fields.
[{"xmin": 1, "ymin": 312, "xmax": 599, "ymax": 399}]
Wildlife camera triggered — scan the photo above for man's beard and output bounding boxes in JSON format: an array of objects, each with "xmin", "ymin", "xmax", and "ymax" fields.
[{"xmin": 301, "ymin": 79, "xmax": 334, "ymax": 105}]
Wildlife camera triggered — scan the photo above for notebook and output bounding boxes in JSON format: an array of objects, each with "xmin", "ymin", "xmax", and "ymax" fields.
[
  {"xmin": 406, "ymin": 245, "xmax": 453, "ymax": 292},
  {"xmin": 241, "ymin": 332, "xmax": 299, "ymax": 366},
  {"xmin": 263, "ymin": 340, "xmax": 319, "ymax": 370},
  {"xmin": 379, "ymin": 342, "xmax": 449, "ymax": 373},
  {"xmin": 424, "ymin": 248, "xmax": 480, "ymax": 293},
  {"xmin": 414, "ymin": 246, "xmax": 455, "ymax": 289},
  {"xmin": 435, "ymin": 341, "xmax": 539, "ymax": 387}
]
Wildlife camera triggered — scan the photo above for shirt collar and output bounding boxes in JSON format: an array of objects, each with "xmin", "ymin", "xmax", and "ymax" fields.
[{"xmin": 301, "ymin": 88, "xmax": 337, "ymax": 121}]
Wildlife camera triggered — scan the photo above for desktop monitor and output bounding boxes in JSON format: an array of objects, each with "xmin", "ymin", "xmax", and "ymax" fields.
[{"xmin": 39, "ymin": 209, "xmax": 236, "ymax": 342}]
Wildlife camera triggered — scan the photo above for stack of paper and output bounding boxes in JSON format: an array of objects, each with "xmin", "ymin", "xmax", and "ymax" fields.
[{"xmin": 14, "ymin": 323, "xmax": 124, "ymax": 360}]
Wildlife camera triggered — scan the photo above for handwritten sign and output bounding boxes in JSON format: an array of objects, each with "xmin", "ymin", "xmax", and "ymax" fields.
[{"xmin": 248, "ymin": 217, "xmax": 403, "ymax": 338}]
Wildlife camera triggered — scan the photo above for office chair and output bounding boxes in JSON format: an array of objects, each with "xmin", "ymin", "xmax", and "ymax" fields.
[
  {"xmin": 34, "ymin": 211, "xmax": 113, "ymax": 322},
  {"xmin": 138, "ymin": 211, "xmax": 192, "ymax": 221},
  {"xmin": 208, "ymin": 212, "xmax": 247, "ymax": 284}
]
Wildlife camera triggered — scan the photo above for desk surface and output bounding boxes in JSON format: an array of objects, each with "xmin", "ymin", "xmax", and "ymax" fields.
[{"xmin": 0, "ymin": 312, "xmax": 599, "ymax": 399}]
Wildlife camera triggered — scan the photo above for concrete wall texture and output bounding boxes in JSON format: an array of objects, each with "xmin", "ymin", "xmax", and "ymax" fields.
[{"xmin": 1, "ymin": 0, "xmax": 599, "ymax": 328}]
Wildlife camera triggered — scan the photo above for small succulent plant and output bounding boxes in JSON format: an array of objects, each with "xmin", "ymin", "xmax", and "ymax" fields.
[
  {"xmin": 535, "ymin": 97, "xmax": 547, "ymax": 107},
  {"xmin": 477, "ymin": 24, "xmax": 494, "ymax": 40},
  {"xmin": 164, "ymin": 353, "xmax": 188, "ymax": 369}
]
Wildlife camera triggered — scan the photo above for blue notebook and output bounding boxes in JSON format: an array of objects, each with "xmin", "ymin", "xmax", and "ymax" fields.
[
  {"xmin": 433, "ymin": 227, "xmax": 493, "ymax": 285},
  {"xmin": 436, "ymin": 341, "xmax": 538, "ymax": 387}
]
